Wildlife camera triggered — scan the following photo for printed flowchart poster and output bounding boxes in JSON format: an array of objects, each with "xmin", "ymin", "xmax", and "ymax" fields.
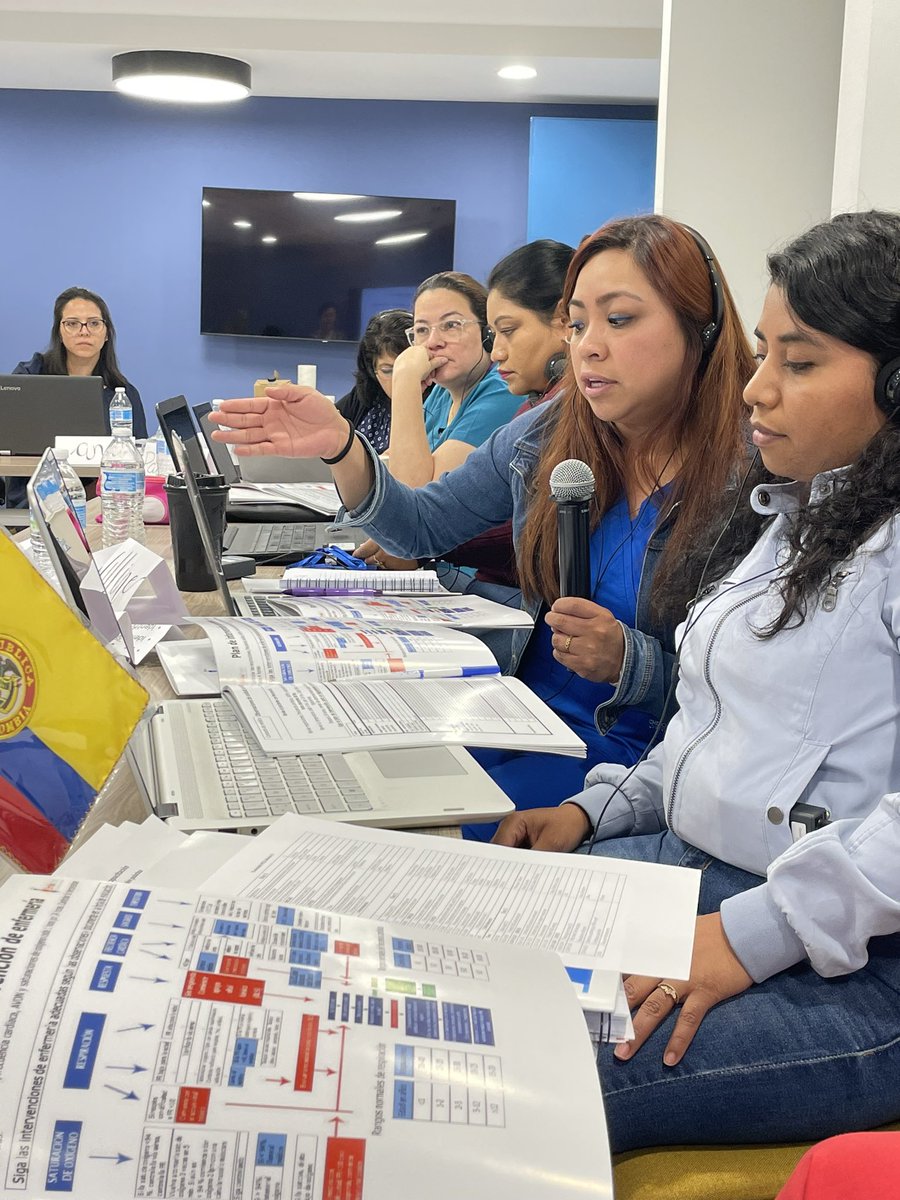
[{"xmin": 0, "ymin": 876, "xmax": 611, "ymax": 1199}]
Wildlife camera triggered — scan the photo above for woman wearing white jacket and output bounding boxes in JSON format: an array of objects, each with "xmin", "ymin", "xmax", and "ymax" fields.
[{"xmin": 495, "ymin": 209, "xmax": 900, "ymax": 1153}]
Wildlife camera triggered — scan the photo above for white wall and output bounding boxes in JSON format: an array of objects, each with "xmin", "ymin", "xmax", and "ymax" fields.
[
  {"xmin": 833, "ymin": 0, "xmax": 900, "ymax": 212},
  {"xmin": 655, "ymin": 0, "xmax": 846, "ymax": 329}
]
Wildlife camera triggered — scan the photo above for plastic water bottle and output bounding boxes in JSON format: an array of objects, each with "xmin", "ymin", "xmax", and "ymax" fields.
[
  {"xmin": 109, "ymin": 385, "xmax": 133, "ymax": 437},
  {"xmin": 154, "ymin": 428, "xmax": 174, "ymax": 477},
  {"xmin": 29, "ymin": 501, "xmax": 54, "ymax": 575},
  {"xmin": 55, "ymin": 448, "xmax": 87, "ymax": 531},
  {"xmin": 100, "ymin": 427, "xmax": 145, "ymax": 548}
]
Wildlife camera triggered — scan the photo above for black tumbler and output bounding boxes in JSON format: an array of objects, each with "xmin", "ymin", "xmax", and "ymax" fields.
[{"xmin": 164, "ymin": 472, "xmax": 229, "ymax": 592}]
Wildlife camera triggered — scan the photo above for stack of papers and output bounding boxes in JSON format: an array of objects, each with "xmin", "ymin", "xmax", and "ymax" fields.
[
  {"xmin": 229, "ymin": 480, "xmax": 341, "ymax": 514},
  {"xmin": 224, "ymin": 674, "xmax": 589, "ymax": 756},
  {"xmin": 240, "ymin": 586, "xmax": 535, "ymax": 630}
]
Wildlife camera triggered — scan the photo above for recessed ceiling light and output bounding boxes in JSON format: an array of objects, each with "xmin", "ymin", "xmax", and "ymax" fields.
[
  {"xmin": 498, "ymin": 65, "xmax": 537, "ymax": 80},
  {"xmin": 261, "ymin": 236, "xmax": 277, "ymax": 244},
  {"xmin": 233, "ymin": 220, "xmax": 252, "ymax": 228},
  {"xmin": 375, "ymin": 231, "xmax": 428, "ymax": 246},
  {"xmin": 292, "ymin": 193, "xmax": 365, "ymax": 202},
  {"xmin": 334, "ymin": 210, "xmax": 402, "ymax": 223},
  {"xmin": 112, "ymin": 51, "xmax": 251, "ymax": 103},
  {"xmin": 201, "ymin": 198, "xmax": 211, "ymax": 208}
]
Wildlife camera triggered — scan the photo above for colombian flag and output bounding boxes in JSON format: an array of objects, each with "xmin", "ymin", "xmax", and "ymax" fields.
[{"xmin": 0, "ymin": 534, "xmax": 148, "ymax": 872}]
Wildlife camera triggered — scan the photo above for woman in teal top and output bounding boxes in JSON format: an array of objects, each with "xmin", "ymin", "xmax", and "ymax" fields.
[{"xmin": 384, "ymin": 271, "xmax": 520, "ymax": 488}]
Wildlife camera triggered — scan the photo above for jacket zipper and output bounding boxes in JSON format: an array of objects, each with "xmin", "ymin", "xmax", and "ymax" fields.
[{"xmin": 666, "ymin": 585, "xmax": 769, "ymax": 827}]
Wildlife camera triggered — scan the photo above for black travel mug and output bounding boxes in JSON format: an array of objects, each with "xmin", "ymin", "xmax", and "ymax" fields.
[{"xmin": 164, "ymin": 472, "xmax": 229, "ymax": 591}]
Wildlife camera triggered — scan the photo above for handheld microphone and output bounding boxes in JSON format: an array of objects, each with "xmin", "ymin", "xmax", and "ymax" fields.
[{"xmin": 549, "ymin": 458, "xmax": 594, "ymax": 599}]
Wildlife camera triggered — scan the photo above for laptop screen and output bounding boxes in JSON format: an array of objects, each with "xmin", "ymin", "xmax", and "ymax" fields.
[
  {"xmin": 168, "ymin": 432, "xmax": 238, "ymax": 617},
  {"xmin": 155, "ymin": 395, "xmax": 209, "ymax": 476},
  {"xmin": 0, "ymin": 374, "xmax": 106, "ymax": 455}
]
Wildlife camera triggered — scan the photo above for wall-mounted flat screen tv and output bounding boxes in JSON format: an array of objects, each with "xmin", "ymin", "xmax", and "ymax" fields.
[{"xmin": 200, "ymin": 187, "xmax": 456, "ymax": 343}]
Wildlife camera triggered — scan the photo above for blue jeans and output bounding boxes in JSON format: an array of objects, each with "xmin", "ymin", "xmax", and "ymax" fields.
[{"xmin": 589, "ymin": 831, "xmax": 900, "ymax": 1153}]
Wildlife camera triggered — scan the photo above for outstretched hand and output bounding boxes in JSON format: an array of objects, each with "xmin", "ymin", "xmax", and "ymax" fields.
[{"xmin": 207, "ymin": 385, "xmax": 348, "ymax": 459}]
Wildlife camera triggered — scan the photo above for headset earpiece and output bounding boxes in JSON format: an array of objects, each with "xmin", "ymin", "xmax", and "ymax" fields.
[
  {"xmin": 875, "ymin": 357, "xmax": 900, "ymax": 418},
  {"xmin": 546, "ymin": 351, "xmax": 567, "ymax": 383},
  {"xmin": 482, "ymin": 326, "xmax": 495, "ymax": 353},
  {"xmin": 683, "ymin": 225, "xmax": 725, "ymax": 362}
]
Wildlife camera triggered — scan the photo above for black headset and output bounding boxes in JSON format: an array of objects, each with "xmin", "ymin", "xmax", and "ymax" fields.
[
  {"xmin": 683, "ymin": 225, "xmax": 725, "ymax": 361},
  {"xmin": 875, "ymin": 357, "xmax": 900, "ymax": 418},
  {"xmin": 482, "ymin": 325, "xmax": 495, "ymax": 353}
]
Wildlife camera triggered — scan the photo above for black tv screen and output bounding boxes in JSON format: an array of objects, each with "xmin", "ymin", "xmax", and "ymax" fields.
[{"xmin": 200, "ymin": 187, "xmax": 456, "ymax": 343}]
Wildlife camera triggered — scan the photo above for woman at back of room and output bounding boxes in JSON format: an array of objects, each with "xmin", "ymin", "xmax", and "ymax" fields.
[{"xmin": 209, "ymin": 214, "xmax": 756, "ymax": 835}]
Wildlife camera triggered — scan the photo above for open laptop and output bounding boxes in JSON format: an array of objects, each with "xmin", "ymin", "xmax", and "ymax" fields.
[
  {"xmin": 156, "ymin": 395, "xmax": 340, "ymax": 563},
  {"xmin": 0, "ymin": 374, "xmax": 106, "ymax": 454},
  {"xmin": 143, "ymin": 432, "xmax": 514, "ymax": 833}
]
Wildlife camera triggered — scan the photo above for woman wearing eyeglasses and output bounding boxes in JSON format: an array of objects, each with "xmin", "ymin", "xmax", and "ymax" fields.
[
  {"xmin": 335, "ymin": 309, "xmax": 417, "ymax": 455},
  {"xmin": 3, "ymin": 286, "xmax": 146, "ymax": 508},
  {"xmin": 386, "ymin": 271, "xmax": 521, "ymax": 487},
  {"xmin": 209, "ymin": 215, "xmax": 755, "ymax": 830}
]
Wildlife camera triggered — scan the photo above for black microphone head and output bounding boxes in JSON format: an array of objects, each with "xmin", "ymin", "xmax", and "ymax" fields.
[{"xmin": 549, "ymin": 458, "xmax": 595, "ymax": 502}]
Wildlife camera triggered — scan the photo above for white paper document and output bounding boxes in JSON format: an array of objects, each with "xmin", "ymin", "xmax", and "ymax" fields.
[
  {"xmin": 202, "ymin": 813, "xmax": 701, "ymax": 983},
  {"xmin": 224, "ymin": 675, "xmax": 588, "ymax": 757},
  {"xmin": 240, "ymin": 589, "xmax": 534, "ymax": 630},
  {"xmin": 0, "ymin": 874, "xmax": 611, "ymax": 1199},
  {"xmin": 80, "ymin": 538, "xmax": 186, "ymax": 663},
  {"xmin": 229, "ymin": 481, "xmax": 341, "ymax": 514}
]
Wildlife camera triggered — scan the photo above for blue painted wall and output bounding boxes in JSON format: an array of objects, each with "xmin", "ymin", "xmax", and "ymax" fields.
[
  {"xmin": 528, "ymin": 116, "xmax": 657, "ymax": 245},
  {"xmin": 0, "ymin": 90, "xmax": 654, "ymax": 432}
]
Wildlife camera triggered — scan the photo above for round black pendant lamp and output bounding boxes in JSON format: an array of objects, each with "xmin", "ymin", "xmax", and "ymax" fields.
[{"xmin": 112, "ymin": 51, "xmax": 251, "ymax": 103}]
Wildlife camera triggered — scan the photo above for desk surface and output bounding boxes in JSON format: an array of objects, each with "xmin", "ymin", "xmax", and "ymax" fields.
[{"xmin": 2, "ymin": 509, "xmax": 458, "ymax": 886}]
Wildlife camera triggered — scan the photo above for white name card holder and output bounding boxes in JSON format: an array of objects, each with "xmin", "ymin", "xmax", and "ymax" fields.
[{"xmin": 54, "ymin": 434, "xmax": 109, "ymax": 468}]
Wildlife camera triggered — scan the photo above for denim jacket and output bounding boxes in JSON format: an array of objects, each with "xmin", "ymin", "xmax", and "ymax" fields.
[
  {"xmin": 570, "ymin": 473, "xmax": 900, "ymax": 983},
  {"xmin": 337, "ymin": 405, "xmax": 680, "ymax": 732}
]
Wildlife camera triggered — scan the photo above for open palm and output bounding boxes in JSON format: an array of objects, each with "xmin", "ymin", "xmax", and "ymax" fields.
[{"xmin": 208, "ymin": 385, "xmax": 346, "ymax": 459}]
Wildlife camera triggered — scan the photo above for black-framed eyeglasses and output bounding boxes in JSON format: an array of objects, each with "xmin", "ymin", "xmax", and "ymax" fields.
[{"xmin": 61, "ymin": 318, "xmax": 106, "ymax": 334}]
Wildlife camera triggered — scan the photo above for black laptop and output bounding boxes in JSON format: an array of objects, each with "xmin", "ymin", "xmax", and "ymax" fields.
[{"xmin": 0, "ymin": 374, "xmax": 106, "ymax": 454}]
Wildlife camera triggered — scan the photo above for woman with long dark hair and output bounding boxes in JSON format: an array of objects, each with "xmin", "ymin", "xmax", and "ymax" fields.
[
  {"xmin": 335, "ymin": 309, "xmax": 414, "ymax": 454},
  {"xmin": 209, "ymin": 214, "xmax": 755, "ymax": 833},
  {"xmin": 496, "ymin": 210, "xmax": 900, "ymax": 1152},
  {"xmin": 4, "ymin": 286, "xmax": 145, "ymax": 506}
]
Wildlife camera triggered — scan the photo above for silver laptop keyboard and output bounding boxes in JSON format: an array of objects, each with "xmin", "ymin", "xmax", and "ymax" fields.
[
  {"xmin": 202, "ymin": 700, "xmax": 373, "ymax": 819},
  {"xmin": 238, "ymin": 594, "xmax": 280, "ymax": 618},
  {"xmin": 248, "ymin": 523, "xmax": 319, "ymax": 553}
]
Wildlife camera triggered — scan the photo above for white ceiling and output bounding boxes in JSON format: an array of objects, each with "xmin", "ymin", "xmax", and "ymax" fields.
[{"xmin": 0, "ymin": 0, "xmax": 663, "ymax": 104}]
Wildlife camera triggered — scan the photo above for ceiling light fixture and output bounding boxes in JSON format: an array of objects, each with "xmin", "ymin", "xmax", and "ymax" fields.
[
  {"xmin": 261, "ymin": 236, "xmax": 278, "ymax": 244},
  {"xmin": 293, "ymin": 193, "xmax": 365, "ymax": 202},
  {"xmin": 375, "ymin": 231, "xmax": 428, "ymax": 246},
  {"xmin": 497, "ymin": 65, "xmax": 537, "ymax": 80},
  {"xmin": 112, "ymin": 51, "xmax": 251, "ymax": 104},
  {"xmin": 334, "ymin": 210, "xmax": 402, "ymax": 224}
]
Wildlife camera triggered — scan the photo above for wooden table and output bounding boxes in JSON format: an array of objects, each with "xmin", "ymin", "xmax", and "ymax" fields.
[{"xmin": 2, "ymin": 507, "xmax": 458, "ymax": 884}]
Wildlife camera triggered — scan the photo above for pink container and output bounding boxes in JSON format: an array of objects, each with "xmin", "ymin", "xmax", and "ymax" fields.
[{"xmin": 143, "ymin": 475, "xmax": 170, "ymax": 524}]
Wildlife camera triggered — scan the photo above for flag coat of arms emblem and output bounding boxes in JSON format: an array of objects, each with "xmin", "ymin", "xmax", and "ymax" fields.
[{"xmin": 0, "ymin": 535, "xmax": 148, "ymax": 872}]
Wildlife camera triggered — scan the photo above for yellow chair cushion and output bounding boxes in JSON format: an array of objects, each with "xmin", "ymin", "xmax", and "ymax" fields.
[{"xmin": 613, "ymin": 1124, "xmax": 900, "ymax": 1200}]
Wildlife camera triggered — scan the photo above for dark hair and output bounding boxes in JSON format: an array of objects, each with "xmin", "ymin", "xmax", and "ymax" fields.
[
  {"xmin": 517, "ymin": 214, "xmax": 755, "ymax": 611},
  {"xmin": 43, "ymin": 286, "xmax": 129, "ymax": 389},
  {"xmin": 414, "ymin": 271, "xmax": 488, "ymax": 326},
  {"xmin": 487, "ymin": 239, "xmax": 574, "ymax": 321},
  {"xmin": 684, "ymin": 209, "xmax": 900, "ymax": 637},
  {"xmin": 351, "ymin": 308, "xmax": 413, "ymax": 410}
]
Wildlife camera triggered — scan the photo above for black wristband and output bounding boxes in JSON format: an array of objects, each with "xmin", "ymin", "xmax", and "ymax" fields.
[{"xmin": 320, "ymin": 421, "xmax": 356, "ymax": 466}]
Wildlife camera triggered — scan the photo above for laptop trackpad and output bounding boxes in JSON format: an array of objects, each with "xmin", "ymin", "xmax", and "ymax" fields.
[{"xmin": 366, "ymin": 746, "xmax": 467, "ymax": 778}]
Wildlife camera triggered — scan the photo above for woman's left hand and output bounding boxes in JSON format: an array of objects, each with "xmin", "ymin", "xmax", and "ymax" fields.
[
  {"xmin": 353, "ymin": 538, "xmax": 418, "ymax": 572},
  {"xmin": 614, "ymin": 913, "xmax": 754, "ymax": 1067},
  {"xmin": 545, "ymin": 597, "xmax": 626, "ymax": 682}
]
